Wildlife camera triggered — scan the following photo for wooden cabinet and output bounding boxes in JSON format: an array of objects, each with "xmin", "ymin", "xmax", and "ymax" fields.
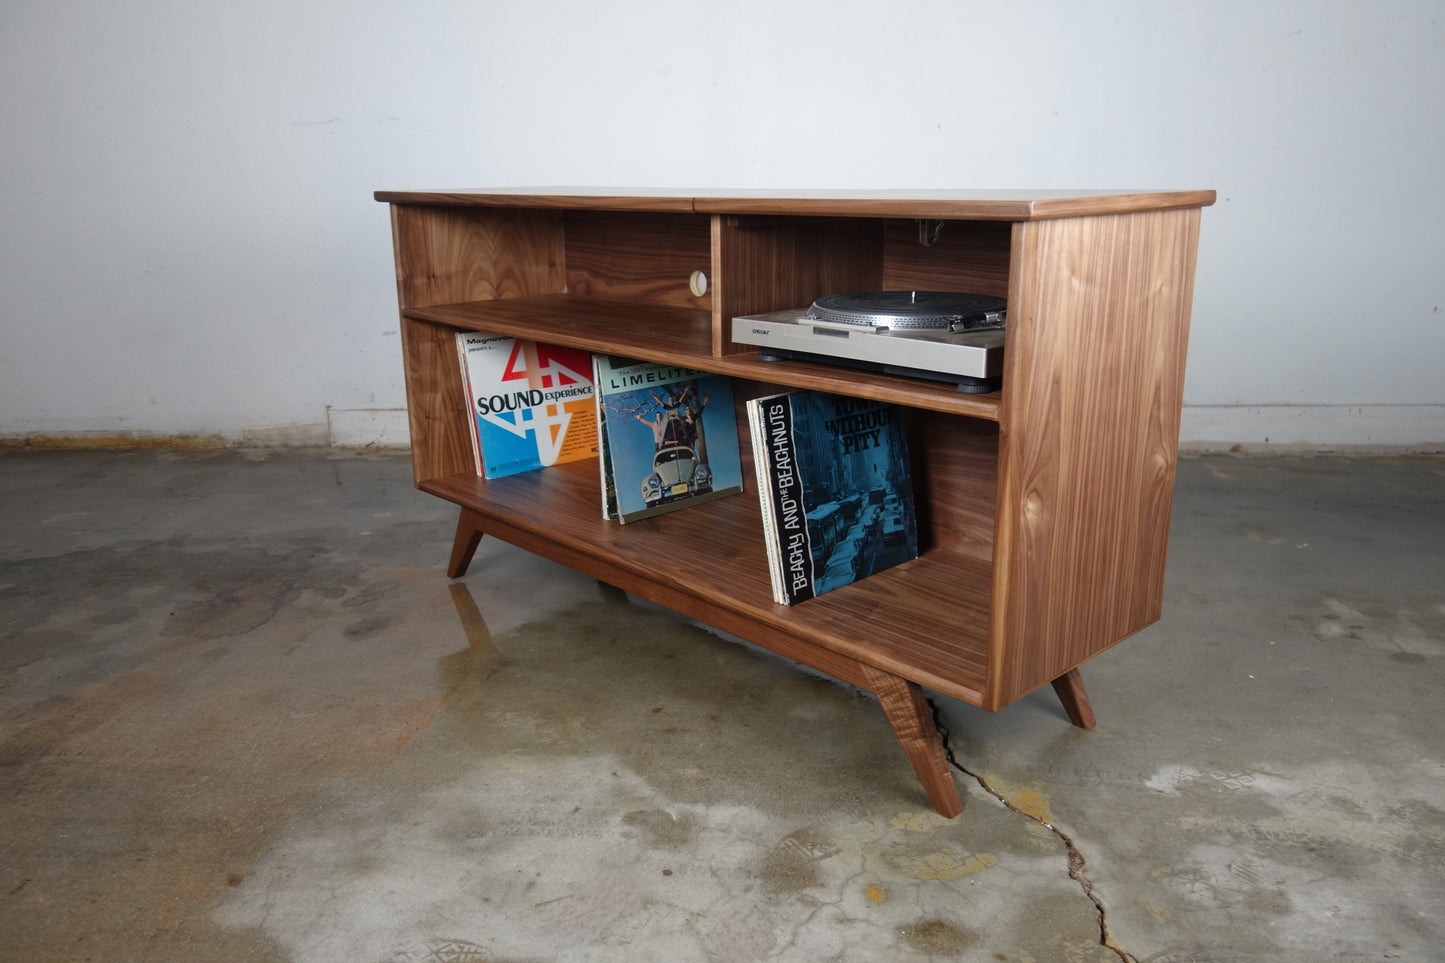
[{"xmin": 375, "ymin": 188, "xmax": 1215, "ymax": 816}]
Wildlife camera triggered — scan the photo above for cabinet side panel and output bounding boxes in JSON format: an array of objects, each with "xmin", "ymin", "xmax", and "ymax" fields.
[
  {"xmin": 400, "ymin": 317, "xmax": 474, "ymax": 483},
  {"xmin": 392, "ymin": 205, "xmax": 565, "ymax": 309},
  {"xmin": 389, "ymin": 204, "xmax": 566, "ymax": 485},
  {"xmin": 712, "ymin": 217, "xmax": 883, "ymax": 355},
  {"xmin": 990, "ymin": 208, "xmax": 1200, "ymax": 708}
]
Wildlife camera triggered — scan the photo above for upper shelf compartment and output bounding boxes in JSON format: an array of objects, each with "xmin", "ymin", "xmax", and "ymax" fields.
[
  {"xmin": 389, "ymin": 204, "xmax": 713, "ymax": 312},
  {"xmin": 403, "ymin": 295, "xmax": 1002, "ymax": 420},
  {"xmin": 711, "ymin": 215, "xmax": 1013, "ymax": 354},
  {"xmin": 380, "ymin": 190, "xmax": 1216, "ymax": 419}
]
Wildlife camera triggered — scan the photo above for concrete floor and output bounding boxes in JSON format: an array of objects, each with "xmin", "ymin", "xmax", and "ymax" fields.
[{"xmin": 0, "ymin": 449, "xmax": 1441, "ymax": 962}]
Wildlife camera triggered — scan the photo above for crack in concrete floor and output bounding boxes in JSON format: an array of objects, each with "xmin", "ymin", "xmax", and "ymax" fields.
[
  {"xmin": 930, "ymin": 698, "xmax": 1135, "ymax": 963},
  {"xmin": 5, "ymin": 450, "xmax": 1441, "ymax": 961}
]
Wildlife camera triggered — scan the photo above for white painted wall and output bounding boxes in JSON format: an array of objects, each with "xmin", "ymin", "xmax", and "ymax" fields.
[{"xmin": 2, "ymin": 1, "xmax": 1441, "ymax": 448}]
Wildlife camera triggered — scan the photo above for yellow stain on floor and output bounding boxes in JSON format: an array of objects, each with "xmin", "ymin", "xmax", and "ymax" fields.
[
  {"xmin": 984, "ymin": 776, "xmax": 1053, "ymax": 824},
  {"xmin": 911, "ymin": 852, "xmax": 997, "ymax": 881},
  {"xmin": 1010, "ymin": 788, "xmax": 1052, "ymax": 823},
  {"xmin": 889, "ymin": 811, "xmax": 953, "ymax": 832}
]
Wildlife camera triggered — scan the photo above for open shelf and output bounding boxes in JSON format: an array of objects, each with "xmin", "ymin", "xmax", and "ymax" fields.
[
  {"xmin": 420, "ymin": 459, "xmax": 991, "ymax": 704},
  {"xmin": 405, "ymin": 294, "xmax": 1003, "ymax": 421}
]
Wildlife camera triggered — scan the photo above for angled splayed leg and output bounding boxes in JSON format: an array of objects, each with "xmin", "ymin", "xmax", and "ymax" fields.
[
  {"xmin": 447, "ymin": 508, "xmax": 485, "ymax": 579},
  {"xmin": 1051, "ymin": 667, "xmax": 1096, "ymax": 730},
  {"xmin": 862, "ymin": 664, "xmax": 963, "ymax": 818}
]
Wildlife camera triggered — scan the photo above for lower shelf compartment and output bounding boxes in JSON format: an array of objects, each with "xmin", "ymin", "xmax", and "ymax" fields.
[{"xmin": 421, "ymin": 460, "xmax": 992, "ymax": 705}]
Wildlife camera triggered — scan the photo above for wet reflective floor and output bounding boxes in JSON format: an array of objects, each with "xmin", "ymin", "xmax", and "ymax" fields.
[{"xmin": 1, "ymin": 449, "xmax": 1441, "ymax": 961}]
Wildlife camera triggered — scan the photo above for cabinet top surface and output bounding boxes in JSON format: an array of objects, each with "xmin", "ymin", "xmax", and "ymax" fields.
[{"xmin": 373, "ymin": 187, "xmax": 1215, "ymax": 220}]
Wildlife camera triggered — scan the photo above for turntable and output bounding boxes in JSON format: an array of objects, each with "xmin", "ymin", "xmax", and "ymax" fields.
[{"xmin": 732, "ymin": 291, "xmax": 1006, "ymax": 393}]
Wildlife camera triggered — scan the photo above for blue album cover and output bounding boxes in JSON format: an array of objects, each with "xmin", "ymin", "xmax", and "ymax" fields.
[{"xmin": 593, "ymin": 356, "xmax": 744, "ymax": 523}]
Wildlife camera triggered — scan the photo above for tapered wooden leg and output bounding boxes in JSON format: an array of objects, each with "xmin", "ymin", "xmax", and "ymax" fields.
[
  {"xmin": 447, "ymin": 508, "xmax": 485, "ymax": 579},
  {"xmin": 862, "ymin": 665, "xmax": 963, "ymax": 818},
  {"xmin": 1051, "ymin": 667, "xmax": 1097, "ymax": 730}
]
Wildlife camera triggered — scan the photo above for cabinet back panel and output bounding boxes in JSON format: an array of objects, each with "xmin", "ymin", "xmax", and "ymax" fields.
[
  {"xmin": 562, "ymin": 212, "xmax": 713, "ymax": 309},
  {"xmin": 714, "ymin": 217, "xmax": 884, "ymax": 354},
  {"xmin": 391, "ymin": 205, "xmax": 565, "ymax": 308},
  {"xmin": 907, "ymin": 412, "xmax": 999, "ymax": 565},
  {"xmin": 881, "ymin": 219, "xmax": 1011, "ymax": 298}
]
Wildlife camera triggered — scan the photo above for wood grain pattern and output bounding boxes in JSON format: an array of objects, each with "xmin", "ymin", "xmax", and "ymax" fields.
[
  {"xmin": 1050, "ymin": 668, "xmax": 1096, "ymax": 730},
  {"xmin": 881, "ymin": 218, "xmax": 1011, "ymax": 297},
  {"xmin": 906, "ymin": 412, "xmax": 999, "ymax": 565},
  {"xmin": 376, "ymin": 189, "xmax": 699, "ymax": 212},
  {"xmin": 563, "ymin": 211, "xmax": 712, "ymax": 309},
  {"xmin": 988, "ymin": 208, "xmax": 1201, "ymax": 708},
  {"xmin": 862, "ymin": 664, "xmax": 963, "ymax": 817},
  {"xmin": 375, "ymin": 188, "xmax": 1216, "ymax": 220},
  {"xmin": 399, "ymin": 316, "xmax": 476, "ymax": 484},
  {"xmin": 448, "ymin": 507, "xmax": 486, "ymax": 578},
  {"xmin": 391, "ymin": 205, "xmax": 565, "ymax": 309},
  {"xmin": 696, "ymin": 189, "xmax": 1215, "ymax": 220}
]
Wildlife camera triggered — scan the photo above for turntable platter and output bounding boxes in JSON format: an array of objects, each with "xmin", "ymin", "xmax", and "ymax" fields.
[{"xmin": 808, "ymin": 291, "xmax": 1006, "ymax": 331}]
